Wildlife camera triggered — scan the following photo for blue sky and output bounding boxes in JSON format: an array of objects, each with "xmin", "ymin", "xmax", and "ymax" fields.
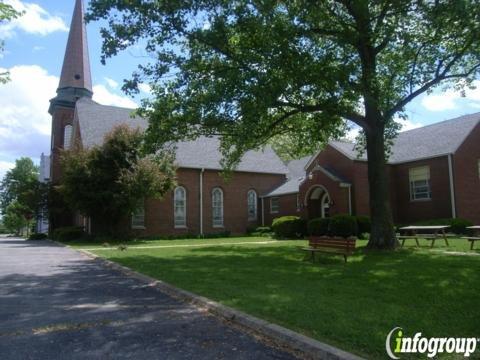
[{"xmin": 1, "ymin": 0, "xmax": 480, "ymax": 178}]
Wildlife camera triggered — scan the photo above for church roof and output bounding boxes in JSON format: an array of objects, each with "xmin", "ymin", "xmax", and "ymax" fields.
[
  {"xmin": 263, "ymin": 156, "xmax": 310, "ymax": 197},
  {"xmin": 328, "ymin": 112, "xmax": 480, "ymax": 164},
  {"xmin": 74, "ymin": 98, "xmax": 288, "ymax": 175},
  {"xmin": 58, "ymin": 0, "xmax": 92, "ymax": 92},
  {"xmin": 266, "ymin": 112, "xmax": 480, "ymax": 197}
]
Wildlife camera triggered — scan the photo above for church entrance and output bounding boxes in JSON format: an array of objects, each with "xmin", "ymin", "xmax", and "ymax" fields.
[{"xmin": 306, "ymin": 186, "xmax": 331, "ymax": 220}]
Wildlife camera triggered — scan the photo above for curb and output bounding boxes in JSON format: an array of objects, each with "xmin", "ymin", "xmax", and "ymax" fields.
[{"xmin": 71, "ymin": 245, "xmax": 364, "ymax": 360}]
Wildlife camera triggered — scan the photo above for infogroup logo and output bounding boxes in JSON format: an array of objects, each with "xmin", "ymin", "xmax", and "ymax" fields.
[{"xmin": 386, "ymin": 327, "xmax": 479, "ymax": 359}]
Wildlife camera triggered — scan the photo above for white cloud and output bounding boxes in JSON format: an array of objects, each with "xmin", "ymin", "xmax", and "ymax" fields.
[
  {"xmin": 421, "ymin": 80, "xmax": 480, "ymax": 112},
  {"xmin": 421, "ymin": 90, "xmax": 458, "ymax": 111},
  {"xmin": 93, "ymin": 85, "xmax": 138, "ymax": 109},
  {"xmin": 345, "ymin": 117, "xmax": 423, "ymax": 141},
  {"xmin": 105, "ymin": 77, "xmax": 119, "ymax": 89},
  {"xmin": 138, "ymin": 83, "xmax": 152, "ymax": 94},
  {"xmin": 396, "ymin": 118, "xmax": 423, "ymax": 132},
  {"xmin": 0, "ymin": 0, "xmax": 68, "ymax": 38},
  {"xmin": 32, "ymin": 45, "xmax": 45, "ymax": 52},
  {"xmin": 0, "ymin": 65, "xmax": 137, "ymax": 162},
  {"xmin": 0, "ymin": 65, "xmax": 56, "ymax": 158},
  {"xmin": 0, "ymin": 160, "xmax": 15, "ymax": 181}
]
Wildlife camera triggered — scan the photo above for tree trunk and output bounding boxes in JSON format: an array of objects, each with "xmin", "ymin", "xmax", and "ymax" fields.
[{"xmin": 365, "ymin": 125, "xmax": 398, "ymax": 250}]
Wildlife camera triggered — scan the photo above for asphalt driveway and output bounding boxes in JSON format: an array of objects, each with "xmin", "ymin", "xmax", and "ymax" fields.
[{"xmin": 0, "ymin": 237, "xmax": 296, "ymax": 360}]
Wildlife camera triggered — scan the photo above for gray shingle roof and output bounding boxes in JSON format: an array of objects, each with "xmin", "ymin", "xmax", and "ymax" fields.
[
  {"xmin": 330, "ymin": 112, "xmax": 480, "ymax": 164},
  {"xmin": 264, "ymin": 156, "xmax": 310, "ymax": 197},
  {"xmin": 76, "ymin": 98, "xmax": 147, "ymax": 148},
  {"xmin": 75, "ymin": 98, "xmax": 288, "ymax": 175}
]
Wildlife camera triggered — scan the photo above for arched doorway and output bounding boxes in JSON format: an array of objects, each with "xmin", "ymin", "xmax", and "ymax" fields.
[{"xmin": 305, "ymin": 186, "xmax": 331, "ymax": 219}]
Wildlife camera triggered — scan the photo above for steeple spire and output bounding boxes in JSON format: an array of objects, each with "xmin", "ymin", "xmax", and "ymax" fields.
[
  {"xmin": 59, "ymin": 0, "xmax": 92, "ymax": 92},
  {"xmin": 50, "ymin": 0, "xmax": 92, "ymax": 113}
]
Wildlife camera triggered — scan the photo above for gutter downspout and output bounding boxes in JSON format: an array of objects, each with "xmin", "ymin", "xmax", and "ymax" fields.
[
  {"xmin": 448, "ymin": 154, "xmax": 457, "ymax": 218},
  {"xmin": 199, "ymin": 168, "xmax": 205, "ymax": 236},
  {"xmin": 348, "ymin": 185, "xmax": 352, "ymax": 216},
  {"xmin": 261, "ymin": 198, "xmax": 265, "ymax": 226}
]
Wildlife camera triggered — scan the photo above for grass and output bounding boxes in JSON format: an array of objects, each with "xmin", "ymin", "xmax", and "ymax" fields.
[
  {"xmin": 64, "ymin": 236, "xmax": 273, "ymax": 249},
  {"xmin": 70, "ymin": 237, "xmax": 480, "ymax": 359}
]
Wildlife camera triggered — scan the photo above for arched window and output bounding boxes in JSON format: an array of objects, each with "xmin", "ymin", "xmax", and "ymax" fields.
[
  {"xmin": 247, "ymin": 190, "xmax": 257, "ymax": 221},
  {"xmin": 321, "ymin": 193, "xmax": 331, "ymax": 218},
  {"xmin": 64, "ymin": 125, "xmax": 73, "ymax": 149},
  {"xmin": 174, "ymin": 186, "xmax": 187, "ymax": 228},
  {"xmin": 212, "ymin": 188, "xmax": 224, "ymax": 227}
]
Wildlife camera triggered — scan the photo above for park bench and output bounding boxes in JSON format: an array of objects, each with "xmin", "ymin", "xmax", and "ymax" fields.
[
  {"xmin": 463, "ymin": 226, "xmax": 480, "ymax": 250},
  {"xmin": 302, "ymin": 237, "xmax": 356, "ymax": 263}
]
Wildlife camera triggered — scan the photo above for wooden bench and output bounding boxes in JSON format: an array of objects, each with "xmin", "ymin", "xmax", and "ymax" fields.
[
  {"xmin": 462, "ymin": 237, "xmax": 480, "ymax": 250},
  {"xmin": 302, "ymin": 237, "xmax": 356, "ymax": 263}
]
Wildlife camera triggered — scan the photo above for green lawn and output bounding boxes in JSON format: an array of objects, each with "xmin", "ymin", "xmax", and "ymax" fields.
[{"xmin": 73, "ymin": 237, "xmax": 480, "ymax": 359}]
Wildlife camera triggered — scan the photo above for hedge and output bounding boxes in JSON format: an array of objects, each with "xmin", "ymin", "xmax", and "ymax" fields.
[
  {"xmin": 272, "ymin": 216, "xmax": 306, "ymax": 239},
  {"xmin": 52, "ymin": 226, "xmax": 86, "ymax": 242},
  {"xmin": 28, "ymin": 233, "xmax": 48, "ymax": 240},
  {"xmin": 413, "ymin": 218, "xmax": 473, "ymax": 235},
  {"xmin": 356, "ymin": 216, "xmax": 371, "ymax": 235},
  {"xmin": 307, "ymin": 218, "xmax": 330, "ymax": 236},
  {"xmin": 328, "ymin": 215, "xmax": 358, "ymax": 238}
]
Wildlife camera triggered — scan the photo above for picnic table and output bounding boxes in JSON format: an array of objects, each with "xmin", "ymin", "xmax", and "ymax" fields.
[
  {"xmin": 398, "ymin": 226, "xmax": 450, "ymax": 248},
  {"xmin": 464, "ymin": 226, "xmax": 480, "ymax": 250}
]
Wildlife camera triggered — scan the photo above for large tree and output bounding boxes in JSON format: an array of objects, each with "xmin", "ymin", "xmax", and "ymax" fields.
[
  {"xmin": 0, "ymin": 158, "xmax": 40, "ymax": 217},
  {"xmin": 60, "ymin": 125, "xmax": 176, "ymax": 235},
  {"xmin": 87, "ymin": 0, "xmax": 480, "ymax": 249},
  {"xmin": 0, "ymin": 3, "xmax": 21, "ymax": 84}
]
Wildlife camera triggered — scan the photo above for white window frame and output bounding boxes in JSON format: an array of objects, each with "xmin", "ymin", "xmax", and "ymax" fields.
[
  {"xmin": 64, "ymin": 125, "xmax": 73, "ymax": 150},
  {"xmin": 132, "ymin": 203, "xmax": 145, "ymax": 229},
  {"xmin": 212, "ymin": 188, "xmax": 224, "ymax": 228},
  {"xmin": 409, "ymin": 166, "xmax": 432, "ymax": 201},
  {"xmin": 296, "ymin": 194, "xmax": 301, "ymax": 212},
  {"xmin": 270, "ymin": 197, "xmax": 280, "ymax": 214},
  {"xmin": 247, "ymin": 190, "xmax": 257, "ymax": 221},
  {"xmin": 174, "ymin": 186, "xmax": 187, "ymax": 228}
]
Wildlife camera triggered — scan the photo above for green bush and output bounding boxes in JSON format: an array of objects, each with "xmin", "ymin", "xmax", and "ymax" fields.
[
  {"xmin": 329, "ymin": 215, "xmax": 358, "ymax": 238},
  {"xmin": 28, "ymin": 233, "xmax": 48, "ymax": 240},
  {"xmin": 414, "ymin": 218, "xmax": 473, "ymax": 235},
  {"xmin": 53, "ymin": 226, "xmax": 86, "ymax": 242},
  {"xmin": 248, "ymin": 226, "xmax": 273, "ymax": 237},
  {"xmin": 254, "ymin": 226, "xmax": 272, "ymax": 234},
  {"xmin": 307, "ymin": 218, "xmax": 330, "ymax": 236},
  {"xmin": 272, "ymin": 216, "xmax": 306, "ymax": 239},
  {"xmin": 356, "ymin": 216, "xmax": 371, "ymax": 235}
]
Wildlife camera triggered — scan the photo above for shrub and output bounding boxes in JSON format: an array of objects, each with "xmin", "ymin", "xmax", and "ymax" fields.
[
  {"xmin": 449, "ymin": 219, "xmax": 474, "ymax": 235},
  {"xmin": 414, "ymin": 218, "xmax": 473, "ymax": 235},
  {"xmin": 28, "ymin": 233, "xmax": 48, "ymax": 240},
  {"xmin": 328, "ymin": 215, "xmax": 358, "ymax": 238},
  {"xmin": 356, "ymin": 216, "xmax": 371, "ymax": 235},
  {"xmin": 254, "ymin": 226, "xmax": 272, "ymax": 234},
  {"xmin": 272, "ymin": 216, "xmax": 306, "ymax": 239},
  {"xmin": 307, "ymin": 218, "xmax": 330, "ymax": 236},
  {"xmin": 248, "ymin": 226, "xmax": 273, "ymax": 237},
  {"xmin": 53, "ymin": 226, "xmax": 86, "ymax": 242}
]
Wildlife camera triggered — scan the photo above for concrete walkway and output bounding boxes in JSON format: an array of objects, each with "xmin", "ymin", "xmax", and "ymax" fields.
[{"xmin": 0, "ymin": 237, "xmax": 296, "ymax": 360}]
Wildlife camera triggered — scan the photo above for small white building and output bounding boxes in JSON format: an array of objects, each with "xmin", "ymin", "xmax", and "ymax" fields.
[{"xmin": 36, "ymin": 153, "xmax": 50, "ymax": 234}]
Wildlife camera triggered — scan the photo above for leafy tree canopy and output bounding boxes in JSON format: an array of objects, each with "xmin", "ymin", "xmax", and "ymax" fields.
[
  {"xmin": 0, "ymin": 3, "xmax": 21, "ymax": 84},
  {"xmin": 0, "ymin": 157, "xmax": 39, "ymax": 217},
  {"xmin": 3, "ymin": 201, "xmax": 29, "ymax": 235},
  {"xmin": 87, "ymin": 0, "xmax": 480, "ymax": 249},
  {"xmin": 59, "ymin": 125, "xmax": 176, "ymax": 233}
]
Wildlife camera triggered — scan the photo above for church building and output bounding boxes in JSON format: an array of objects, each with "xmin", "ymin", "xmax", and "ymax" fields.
[{"xmin": 45, "ymin": 0, "xmax": 480, "ymax": 236}]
